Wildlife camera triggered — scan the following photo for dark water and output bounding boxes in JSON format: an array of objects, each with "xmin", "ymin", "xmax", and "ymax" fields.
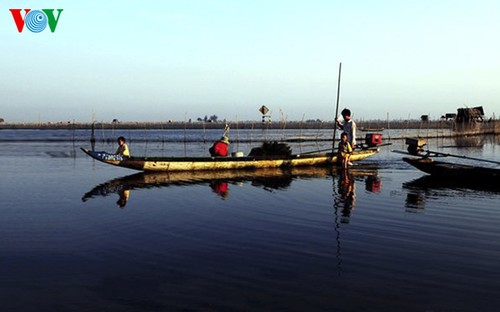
[{"xmin": 1, "ymin": 130, "xmax": 500, "ymax": 311}]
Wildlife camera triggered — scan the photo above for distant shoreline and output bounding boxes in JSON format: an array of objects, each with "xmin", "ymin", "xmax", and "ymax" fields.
[
  {"xmin": 0, "ymin": 120, "xmax": 480, "ymax": 130},
  {"xmin": 1, "ymin": 120, "xmax": 499, "ymax": 143},
  {"xmin": 1, "ymin": 120, "xmax": 499, "ymax": 139}
]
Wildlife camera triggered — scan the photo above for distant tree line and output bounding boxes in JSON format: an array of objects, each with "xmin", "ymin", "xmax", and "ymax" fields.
[{"xmin": 196, "ymin": 115, "xmax": 219, "ymax": 122}]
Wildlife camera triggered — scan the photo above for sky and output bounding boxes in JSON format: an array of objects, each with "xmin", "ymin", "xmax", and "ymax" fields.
[{"xmin": 1, "ymin": 0, "xmax": 500, "ymax": 123}]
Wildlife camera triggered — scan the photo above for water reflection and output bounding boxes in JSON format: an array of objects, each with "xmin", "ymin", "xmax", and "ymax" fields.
[
  {"xmin": 82, "ymin": 167, "xmax": 326, "ymax": 207},
  {"xmin": 453, "ymin": 135, "xmax": 484, "ymax": 148},
  {"xmin": 83, "ymin": 166, "xmax": 380, "ymax": 208},
  {"xmin": 403, "ymin": 175, "xmax": 500, "ymax": 210},
  {"xmin": 332, "ymin": 170, "xmax": 382, "ymax": 223},
  {"xmin": 331, "ymin": 169, "xmax": 382, "ymax": 276},
  {"xmin": 404, "ymin": 192, "xmax": 426, "ymax": 211},
  {"xmin": 117, "ymin": 188, "xmax": 130, "ymax": 207},
  {"xmin": 209, "ymin": 181, "xmax": 229, "ymax": 199},
  {"xmin": 335, "ymin": 172, "xmax": 356, "ymax": 223}
]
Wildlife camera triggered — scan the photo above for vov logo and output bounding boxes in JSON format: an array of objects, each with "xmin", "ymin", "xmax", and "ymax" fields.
[{"xmin": 10, "ymin": 9, "xmax": 63, "ymax": 33}]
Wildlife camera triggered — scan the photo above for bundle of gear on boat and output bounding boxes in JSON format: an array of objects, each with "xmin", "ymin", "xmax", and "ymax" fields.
[
  {"xmin": 210, "ymin": 137, "xmax": 293, "ymax": 158},
  {"xmin": 248, "ymin": 141, "xmax": 292, "ymax": 157},
  {"xmin": 210, "ymin": 136, "xmax": 361, "ymax": 170}
]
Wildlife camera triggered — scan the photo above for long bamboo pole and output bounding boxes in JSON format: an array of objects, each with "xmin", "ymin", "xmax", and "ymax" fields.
[
  {"xmin": 332, "ymin": 62, "xmax": 342, "ymax": 153},
  {"xmin": 425, "ymin": 150, "xmax": 500, "ymax": 165}
]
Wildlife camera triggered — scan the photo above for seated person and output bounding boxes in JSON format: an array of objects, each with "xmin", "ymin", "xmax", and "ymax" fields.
[
  {"xmin": 337, "ymin": 132, "xmax": 352, "ymax": 169},
  {"xmin": 115, "ymin": 136, "xmax": 130, "ymax": 158},
  {"xmin": 209, "ymin": 136, "xmax": 229, "ymax": 156}
]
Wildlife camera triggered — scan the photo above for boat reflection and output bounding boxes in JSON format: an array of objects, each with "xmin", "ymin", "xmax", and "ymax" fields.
[
  {"xmin": 453, "ymin": 135, "xmax": 485, "ymax": 148},
  {"xmin": 83, "ymin": 166, "xmax": 380, "ymax": 208},
  {"xmin": 403, "ymin": 175, "xmax": 500, "ymax": 210}
]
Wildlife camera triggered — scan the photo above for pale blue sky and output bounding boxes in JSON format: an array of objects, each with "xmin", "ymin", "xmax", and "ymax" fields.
[{"xmin": 1, "ymin": 0, "xmax": 499, "ymax": 123}]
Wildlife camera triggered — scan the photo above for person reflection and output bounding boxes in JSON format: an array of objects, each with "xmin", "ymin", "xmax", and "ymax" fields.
[
  {"xmin": 116, "ymin": 188, "xmax": 130, "ymax": 208},
  {"xmin": 405, "ymin": 192, "xmax": 426, "ymax": 210},
  {"xmin": 365, "ymin": 175, "xmax": 382, "ymax": 193},
  {"xmin": 337, "ymin": 171, "xmax": 356, "ymax": 223},
  {"xmin": 210, "ymin": 181, "xmax": 229, "ymax": 199}
]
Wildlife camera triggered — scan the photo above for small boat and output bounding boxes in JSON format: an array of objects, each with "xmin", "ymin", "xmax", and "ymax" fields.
[
  {"xmin": 81, "ymin": 147, "xmax": 379, "ymax": 172},
  {"xmin": 359, "ymin": 127, "xmax": 384, "ymax": 132},
  {"xmin": 403, "ymin": 157, "xmax": 500, "ymax": 181}
]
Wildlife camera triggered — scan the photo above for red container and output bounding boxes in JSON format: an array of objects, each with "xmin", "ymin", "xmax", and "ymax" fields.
[{"xmin": 365, "ymin": 133, "xmax": 383, "ymax": 147}]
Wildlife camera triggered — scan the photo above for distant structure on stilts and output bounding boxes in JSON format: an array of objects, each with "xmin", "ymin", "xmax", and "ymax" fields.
[{"xmin": 449, "ymin": 106, "xmax": 499, "ymax": 135}]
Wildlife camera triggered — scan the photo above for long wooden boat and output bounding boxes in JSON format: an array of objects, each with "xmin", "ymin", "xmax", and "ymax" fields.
[
  {"xmin": 403, "ymin": 157, "xmax": 500, "ymax": 181},
  {"xmin": 81, "ymin": 147, "xmax": 379, "ymax": 172}
]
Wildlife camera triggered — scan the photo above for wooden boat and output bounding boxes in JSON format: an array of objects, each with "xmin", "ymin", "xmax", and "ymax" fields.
[
  {"xmin": 81, "ymin": 147, "xmax": 379, "ymax": 172},
  {"xmin": 403, "ymin": 157, "xmax": 500, "ymax": 181},
  {"xmin": 359, "ymin": 127, "xmax": 384, "ymax": 132}
]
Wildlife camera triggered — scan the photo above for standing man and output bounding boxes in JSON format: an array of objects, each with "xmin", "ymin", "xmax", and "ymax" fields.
[{"xmin": 336, "ymin": 108, "xmax": 357, "ymax": 149}]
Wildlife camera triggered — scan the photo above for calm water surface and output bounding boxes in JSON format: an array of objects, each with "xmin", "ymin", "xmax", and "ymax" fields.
[{"xmin": 1, "ymin": 130, "xmax": 499, "ymax": 311}]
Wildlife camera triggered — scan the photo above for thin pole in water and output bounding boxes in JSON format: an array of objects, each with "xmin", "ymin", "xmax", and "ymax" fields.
[{"xmin": 332, "ymin": 62, "xmax": 342, "ymax": 153}]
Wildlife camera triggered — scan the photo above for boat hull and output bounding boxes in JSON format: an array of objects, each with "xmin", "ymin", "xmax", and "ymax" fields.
[{"xmin": 82, "ymin": 148, "xmax": 379, "ymax": 172}]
